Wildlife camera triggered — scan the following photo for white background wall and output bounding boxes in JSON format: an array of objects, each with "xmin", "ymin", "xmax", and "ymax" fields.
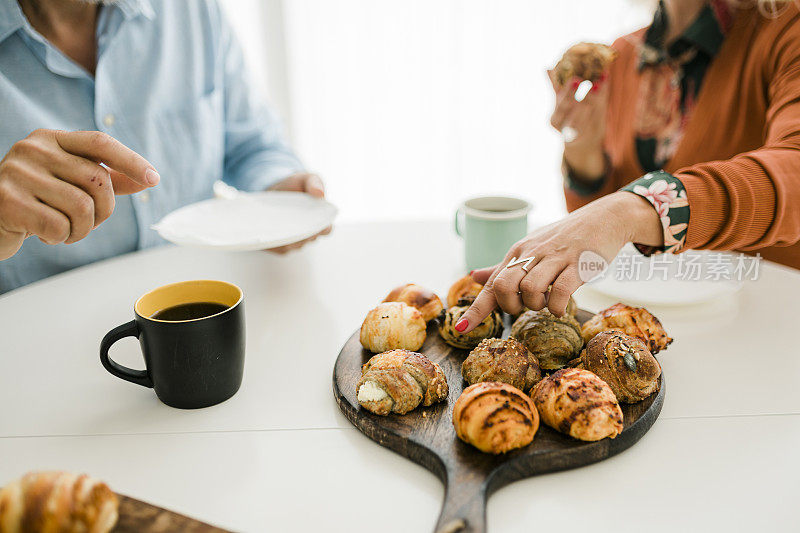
[{"xmin": 221, "ymin": 0, "xmax": 655, "ymax": 224}]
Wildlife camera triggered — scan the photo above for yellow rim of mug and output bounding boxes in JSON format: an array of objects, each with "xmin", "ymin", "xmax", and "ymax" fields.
[
  {"xmin": 460, "ymin": 196, "xmax": 532, "ymax": 221},
  {"xmin": 134, "ymin": 279, "xmax": 243, "ymax": 323}
]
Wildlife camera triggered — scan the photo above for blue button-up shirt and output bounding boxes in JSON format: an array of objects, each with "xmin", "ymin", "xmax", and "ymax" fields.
[{"xmin": 0, "ymin": 0, "xmax": 304, "ymax": 293}]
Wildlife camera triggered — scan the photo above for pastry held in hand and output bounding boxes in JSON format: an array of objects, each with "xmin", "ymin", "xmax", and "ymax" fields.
[
  {"xmin": 578, "ymin": 331, "xmax": 661, "ymax": 403},
  {"xmin": 552, "ymin": 42, "xmax": 617, "ymax": 87},
  {"xmin": 511, "ymin": 309, "xmax": 583, "ymax": 370},
  {"xmin": 462, "ymin": 337, "xmax": 542, "ymax": 392},
  {"xmin": 532, "ymin": 368, "xmax": 623, "ymax": 441},
  {"xmin": 452, "ymin": 382, "xmax": 539, "ymax": 454},
  {"xmin": 447, "ymin": 275, "xmax": 483, "ymax": 308},
  {"xmin": 383, "ymin": 283, "xmax": 444, "ymax": 322},
  {"xmin": 439, "ymin": 299, "xmax": 503, "ymax": 350},
  {"xmin": 357, "ymin": 349, "xmax": 448, "ymax": 415},
  {"xmin": 0, "ymin": 471, "xmax": 119, "ymax": 533},
  {"xmin": 581, "ymin": 303, "xmax": 673, "ymax": 354},
  {"xmin": 360, "ymin": 302, "xmax": 427, "ymax": 353}
]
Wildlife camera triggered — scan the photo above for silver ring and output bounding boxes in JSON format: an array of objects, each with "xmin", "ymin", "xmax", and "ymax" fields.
[{"xmin": 506, "ymin": 256, "xmax": 536, "ymax": 273}]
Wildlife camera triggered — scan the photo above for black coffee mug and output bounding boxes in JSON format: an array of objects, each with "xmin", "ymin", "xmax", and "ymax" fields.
[{"xmin": 100, "ymin": 280, "xmax": 245, "ymax": 409}]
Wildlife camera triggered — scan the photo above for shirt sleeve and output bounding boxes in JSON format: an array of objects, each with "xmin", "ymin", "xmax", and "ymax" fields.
[
  {"xmin": 620, "ymin": 170, "xmax": 690, "ymax": 255},
  {"xmin": 216, "ymin": 6, "xmax": 305, "ymax": 192},
  {"xmin": 669, "ymin": 20, "xmax": 800, "ymax": 253}
]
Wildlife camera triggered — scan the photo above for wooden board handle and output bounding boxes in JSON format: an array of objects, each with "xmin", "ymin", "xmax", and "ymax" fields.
[{"xmin": 434, "ymin": 465, "xmax": 488, "ymax": 533}]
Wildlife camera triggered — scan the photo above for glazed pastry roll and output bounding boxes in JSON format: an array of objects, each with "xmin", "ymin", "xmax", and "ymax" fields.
[
  {"xmin": 552, "ymin": 42, "xmax": 617, "ymax": 87},
  {"xmin": 452, "ymin": 382, "xmax": 539, "ymax": 454},
  {"xmin": 357, "ymin": 349, "xmax": 448, "ymax": 415},
  {"xmin": 578, "ymin": 330, "xmax": 661, "ymax": 403},
  {"xmin": 580, "ymin": 303, "xmax": 673, "ymax": 354},
  {"xmin": 360, "ymin": 302, "xmax": 427, "ymax": 353},
  {"xmin": 532, "ymin": 368, "xmax": 623, "ymax": 442},
  {"xmin": 446, "ymin": 275, "xmax": 483, "ymax": 308},
  {"xmin": 462, "ymin": 337, "xmax": 542, "ymax": 392},
  {"xmin": 439, "ymin": 300, "xmax": 503, "ymax": 350},
  {"xmin": 0, "ymin": 471, "xmax": 119, "ymax": 533},
  {"xmin": 383, "ymin": 283, "xmax": 444, "ymax": 322},
  {"xmin": 510, "ymin": 309, "xmax": 583, "ymax": 370}
]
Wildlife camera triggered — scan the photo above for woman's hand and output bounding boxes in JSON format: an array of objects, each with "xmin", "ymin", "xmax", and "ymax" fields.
[
  {"xmin": 456, "ymin": 192, "xmax": 664, "ymax": 333},
  {"xmin": 266, "ymin": 172, "xmax": 332, "ymax": 254},
  {"xmin": 0, "ymin": 129, "xmax": 159, "ymax": 261},
  {"xmin": 548, "ymin": 71, "xmax": 609, "ymax": 181}
]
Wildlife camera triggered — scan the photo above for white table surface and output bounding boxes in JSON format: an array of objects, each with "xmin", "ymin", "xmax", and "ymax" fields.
[{"xmin": 1, "ymin": 219, "xmax": 798, "ymax": 532}]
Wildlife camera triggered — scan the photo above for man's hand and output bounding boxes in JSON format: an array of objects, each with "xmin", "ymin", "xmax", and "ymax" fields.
[
  {"xmin": 0, "ymin": 129, "xmax": 160, "ymax": 261},
  {"xmin": 265, "ymin": 172, "xmax": 332, "ymax": 254},
  {"xmin": 456, "ymin": 192, "xmax": 664, "ymax": 333}
]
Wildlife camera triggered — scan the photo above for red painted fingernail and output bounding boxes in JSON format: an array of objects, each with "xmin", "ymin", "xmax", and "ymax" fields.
[
  {"xmin": 455, "ymin": 319, "xmax": 469, "ymax": 332},
  {"xmin": 468, "ymin": 270, "xmax": 474, "ymax": 276}
]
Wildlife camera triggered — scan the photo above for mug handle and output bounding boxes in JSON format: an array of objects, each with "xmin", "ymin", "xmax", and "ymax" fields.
[
  {"xmin": 99, "ymin": 320, "xmax": 153, "ymax": 388},
  {"xmin": 454, "ymin": 207, "xmax": 464, "ymax": 237}
]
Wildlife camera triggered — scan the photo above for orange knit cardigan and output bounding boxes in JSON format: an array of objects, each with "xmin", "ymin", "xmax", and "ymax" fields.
[{"xmin": 564, "ymin": 4, "xmax": 800, "ymax": 269}]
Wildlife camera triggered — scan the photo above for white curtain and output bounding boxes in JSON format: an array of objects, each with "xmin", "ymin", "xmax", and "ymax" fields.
[{"xmin": 221, "ymin": 0, "xmax": 654, "ymax": 224}]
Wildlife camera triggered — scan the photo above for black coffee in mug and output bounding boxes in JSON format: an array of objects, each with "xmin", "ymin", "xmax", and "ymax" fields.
[{"xmin": 100, "ymin": 280, "xmax": 245, "ymax": 409}]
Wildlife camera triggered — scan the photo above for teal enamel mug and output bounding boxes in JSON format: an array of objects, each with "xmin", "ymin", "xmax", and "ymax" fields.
[{"xmin": 455, "ymin": 196, "xmax": 532, "ymax": 271}]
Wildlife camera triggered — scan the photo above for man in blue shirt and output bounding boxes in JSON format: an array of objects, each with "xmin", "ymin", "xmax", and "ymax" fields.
[{"xmin": 0, "ymin": 0, "xmax": 328, "ymax": 294}]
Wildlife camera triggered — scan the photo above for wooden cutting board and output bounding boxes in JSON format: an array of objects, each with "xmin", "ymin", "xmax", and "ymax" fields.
[
  {"xmin": 115, "ymin": 495, "xmax": 231, "ymax": 532},
  {"xmin": 333, "ymin": 309, "xmax": 665, "ymax": 533}
]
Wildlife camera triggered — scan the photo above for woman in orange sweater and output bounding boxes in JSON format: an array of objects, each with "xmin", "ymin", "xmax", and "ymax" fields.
[{"xmin": 458, "ymin": 0, "xmax": 800, "ymax": 334}]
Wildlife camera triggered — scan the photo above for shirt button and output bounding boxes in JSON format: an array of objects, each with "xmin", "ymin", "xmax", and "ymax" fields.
[
  {"xmin": 103, "ymin": 114, "xmax": 115, "ymax": 127},
  {"xmin": 138, "ymin": 191, "xmax": 150, "ymax": 203}
]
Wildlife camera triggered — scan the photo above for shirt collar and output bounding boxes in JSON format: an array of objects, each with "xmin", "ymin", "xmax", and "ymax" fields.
[
  {"xmin": 640, "ymin": 0, "xmax": 733, "ymax": 68},
  {"xmin": 0, "ymin": 0, "xmax": 154, "ymax": 45}
]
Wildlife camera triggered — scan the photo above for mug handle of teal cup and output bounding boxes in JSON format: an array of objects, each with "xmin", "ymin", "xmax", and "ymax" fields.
[
  {"xmin": 99, "ymin": 320, "xmax": 153, "ymax": 388},
  {"xmin": 454, "ymin": 207, "xmax": 464, "ymax": 237}
]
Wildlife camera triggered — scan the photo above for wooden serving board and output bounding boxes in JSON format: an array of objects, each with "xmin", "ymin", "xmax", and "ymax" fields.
[
  {"xmin": 333, "ymin": 309, "xmax": 665, "ymax": 533},
  {"xmin": 115, "ymin": 495, "xmax": 231, "ymax": 532}
]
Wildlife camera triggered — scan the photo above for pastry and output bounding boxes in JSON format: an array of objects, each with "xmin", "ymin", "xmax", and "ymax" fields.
[
  {"xmin": 360, "ymin": 302, "xmax": 427, "ymax": 353},
  {"xmin": 532, "ymin": 368, "xmax": 623, "ymax": 441},
  {"xmin": 383, "ymin": 283, "xmax": 444, "ymax": 322},
  {"xmin": 577, "ymin": 330, "xmax": 661, "ymax": 403},
  {"xmin": 513, "ymin": 295, "xmax": 578, "ymax": 319},
  {"xmin": 0, "ymin": 471, "xmax": 119, "ymax": 533},
  {"xmin": 552, "ymin": 42, "xmax": 617, "ymax": 87},
  {"xmin": 439, "ymin": 299, "xmax": 503, "ymax": 349},
  {"xmin": 357, "ymin": 349, "xmax": 448, "ymax": 415},
  {"xmin": 580, "ymin": 303, "xmax": 673, "ymax": 354},
  {"xmin": 446, "ymin": 275, "xmax": 483, "ymax": 308},
  {"xmin": 511, "ymin": 309, "xmax": 583, "ymax": 370},
  {"xmin": 462, "ymin": 337, "xmax": 542, "ymax": 392},
  {"xmin": 452, "ymin": 382, "xmax": 539, "ymax": 454}
]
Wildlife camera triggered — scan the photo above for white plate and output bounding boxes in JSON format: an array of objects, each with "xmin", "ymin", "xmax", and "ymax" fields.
[
  {"xmin": 583, "ymin": 245, "xmax": 743, "ymax": 306},
  {"xmin": 152, "ymin": 191, "xmax": 338, "ymax": 251}
]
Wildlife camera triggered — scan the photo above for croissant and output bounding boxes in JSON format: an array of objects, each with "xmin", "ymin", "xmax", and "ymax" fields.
[
  {"xmin": 580, "ymin": 303, "xmax": 673, "ymax": 354},
  {"xmin": 439, "ymin": 300, "xmax": 503, "ymax": 350},
  {"xmin": 552, "ymin": 42, "xmax": 617, "ymax": 87},
  {"xmin": 446, "ymin": 275, "xmax": 483, "ymax": 308},
  {"xmin": 452, "ymin": 382, "xmax": 539, "ymax": 454},
  {"xmin": 360, "ymin": 302, "xmax": 427, "ymax": 353},
  {"xmin": 532, "ymin": 368, "xmax": 623, "ymax": 441},
  {"xmin": 0, "ymin": 471, "xmax": 118, "ymax": 533},
  {"xmin": 510, "ymin": 309, "xmax": 583, "ymax": 370},
  {"xmin": 462, "ymin": 337, "xmax": 542, "ymax": 392},
  {"xmin": 577, "ymin": 331, "xmax": 661, "ymax": 403},
  {"xmin": 383, "ymin": 283, "xmax": 444, "ymax": 322},
  {"xmin": 357, "ymin": 349, "xmax": 448, "ymax": 415}
]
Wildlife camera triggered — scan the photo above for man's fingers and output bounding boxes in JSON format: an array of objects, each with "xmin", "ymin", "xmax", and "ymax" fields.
[
  {"xmin": 0, "ymin": 193, "xmax": 70, "ymax": 245},
  {"xmin": 304, "ymin": 174, "xmax": 325, "ymax": 198},
  {"xmin": 30, "ymin": 176, "xmax": 95, "ymax": 244},
  {"xmin": 52, "ymin": 130, "xmax": 159, "ymax": 189},
  {"xmin": 108, "ymin": 169, "xmax": 150, "ymax": 195},
  {"xmin": 470, "ymin": 265, "xmax": 496, "ymax": 285},
  {"xmin": 47, "ymin": 152, "xmax": 116, "ymax": 226},
  {"xmin": 547, "ymin": 267, "xmax": 582, "ymax": 317}
]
